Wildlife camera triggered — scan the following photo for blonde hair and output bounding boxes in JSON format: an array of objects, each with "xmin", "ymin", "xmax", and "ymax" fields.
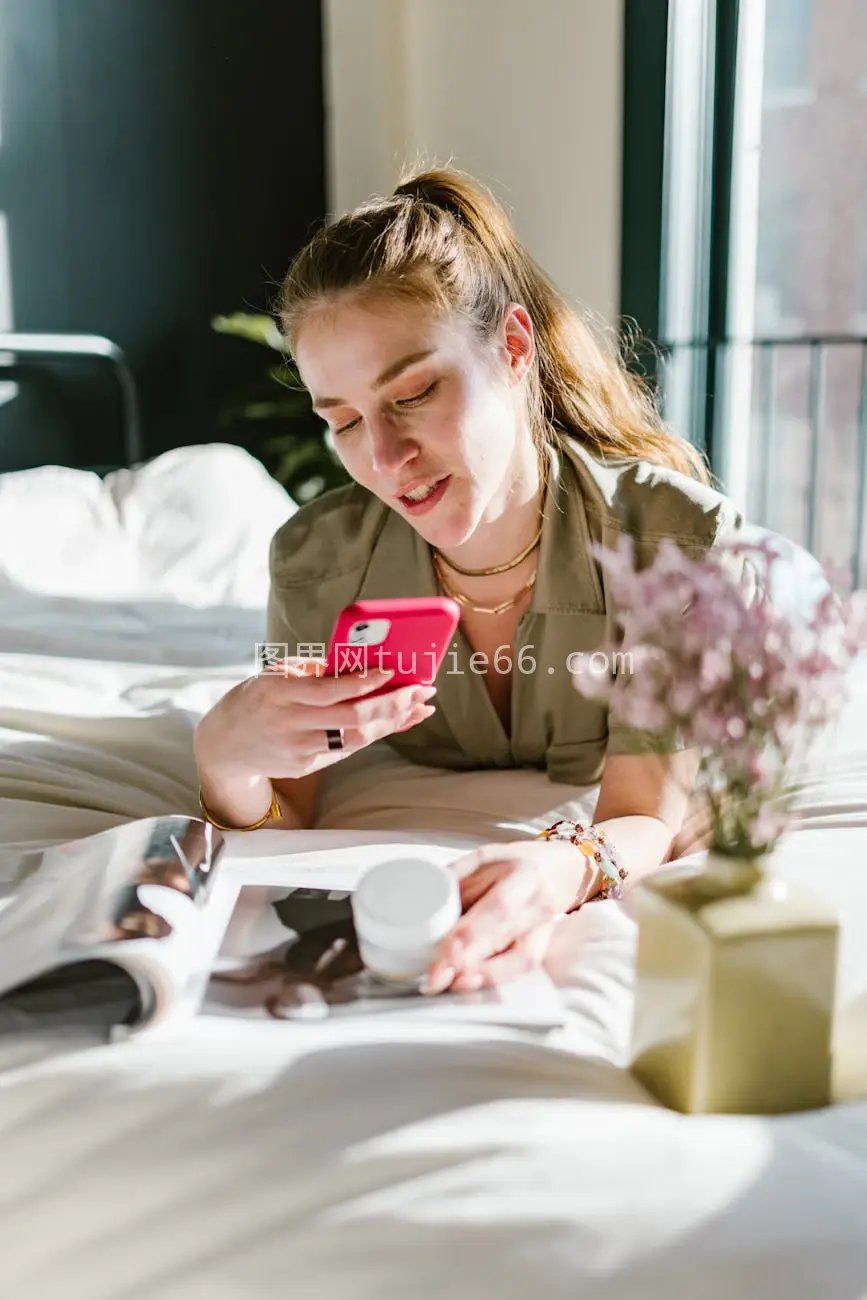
[{"xmin": 279, "ymin": 163, "xmax": 712, "ymax": 485}]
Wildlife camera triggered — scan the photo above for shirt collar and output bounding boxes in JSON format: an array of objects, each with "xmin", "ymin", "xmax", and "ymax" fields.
[
  {"xmin": 357, "ymin": 437, "xmax": 606, "ymax": 616},
  {"xmin": 531, "ymin": 439, "xmax": 605, "ymax": 615}
]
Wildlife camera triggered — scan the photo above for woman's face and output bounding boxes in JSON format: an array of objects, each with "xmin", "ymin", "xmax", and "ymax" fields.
[{"xmin": 293, "ymin": 295, "xmax": 537, "ymax": 549}]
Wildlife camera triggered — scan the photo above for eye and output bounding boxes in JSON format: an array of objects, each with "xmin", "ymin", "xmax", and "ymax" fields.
[
  {"xmin": 332, "ymin": 381, "xmax": 438, "ymax": 436},
  {"xmin": 396, "ymin": 381, "xmax": 438, "ymax": 408}
]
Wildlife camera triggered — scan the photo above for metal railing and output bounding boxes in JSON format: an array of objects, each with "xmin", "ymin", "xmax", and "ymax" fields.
[{"xmin": 658, "ymin": 335, "xmax": 867, "ymax": 589}]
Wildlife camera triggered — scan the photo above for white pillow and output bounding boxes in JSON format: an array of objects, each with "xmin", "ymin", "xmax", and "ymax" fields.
[{"xmin": 0, "ymin": 444, "xmax": 296, "ymax": 608}]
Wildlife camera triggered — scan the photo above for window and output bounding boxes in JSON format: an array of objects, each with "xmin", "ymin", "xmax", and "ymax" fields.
[
  {"xmin": 858, "ymin": 184, "xmax": 867, "ymax": 331},
  {"xmin": 0, "ymin": 12, "xmax": 17, "ymax": 407},
  {"xmin": 638, "ymin": 0, "xmax": 867, "ymax": 584},
  {"xmin": 754, "ymin": 181, "xmax": 804, "ymax": 334},
  {"xmin": 724, "ymin": 0, "xmax": 866, "ymax": 580},
  {"xmin": 764, "ymin": 0, "xmax": 813, "ymax": 99}
]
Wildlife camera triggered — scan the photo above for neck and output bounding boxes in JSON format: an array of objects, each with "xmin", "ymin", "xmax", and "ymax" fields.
[{"xmin": 439, "ymin": 446, "xmax": 544, "ymax": 574}]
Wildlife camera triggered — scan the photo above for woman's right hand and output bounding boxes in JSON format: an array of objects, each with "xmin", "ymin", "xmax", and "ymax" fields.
[{"xmin": 194, "ymin": 657, "xmax": 436, "ymax": 786}]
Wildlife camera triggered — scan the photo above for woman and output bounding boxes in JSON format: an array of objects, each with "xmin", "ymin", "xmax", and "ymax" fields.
[{"xmin": 195, "ymin": 165, "xmax": 744, "ymax": 995}]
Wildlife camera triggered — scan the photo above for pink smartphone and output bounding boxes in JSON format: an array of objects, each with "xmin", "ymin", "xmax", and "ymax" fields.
[{"xmin": 324, "ymin": 596, "xmax": 461, "ymax": 696}]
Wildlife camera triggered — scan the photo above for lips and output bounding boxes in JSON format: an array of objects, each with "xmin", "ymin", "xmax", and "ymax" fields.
[
  {"xmin": 397, "ymin": 474, "xmax": 451, "ymax": 515},
  {"xmin": 397, "ymin": 474, "xmax": 446, "ymax": 502}
]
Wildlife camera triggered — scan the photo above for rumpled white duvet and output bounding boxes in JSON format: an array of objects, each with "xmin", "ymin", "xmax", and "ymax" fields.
[{"xmin": 0, "ymin": 445, "xmax": 865, "ymax": 1300}]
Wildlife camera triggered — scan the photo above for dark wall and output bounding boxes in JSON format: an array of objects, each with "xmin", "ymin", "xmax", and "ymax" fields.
[{"xmin": 0, "ymin": 0, "xmax": 326, "ymax": 470}]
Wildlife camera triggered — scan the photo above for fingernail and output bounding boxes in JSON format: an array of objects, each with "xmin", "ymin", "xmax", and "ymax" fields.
[
  {"xmin": 398, "ymin": 702, "xmax": 435, "ymax": 729},
  {"xmin": 422, "ymin": 965, "xmax": 456, "ymax": 995},
  {"xmin": 459, "ymin": 973, "xmax": 484, "ymax": 992},
  {"xmin": 412, "ymin": 685, "xmax": 436, "ymax": 705},
  {"xmin": 378, "ymin": 668, "xmax": 395, "ymax": 678}
]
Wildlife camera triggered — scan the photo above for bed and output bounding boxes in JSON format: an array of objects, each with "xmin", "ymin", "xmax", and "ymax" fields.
[{"xmin": 0, "ymin": 445, "xmax": 865, "ymax": 1300}]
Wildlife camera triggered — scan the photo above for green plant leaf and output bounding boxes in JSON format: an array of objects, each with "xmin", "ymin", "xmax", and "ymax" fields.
[
  {"xmin": 270, "ymin": 439, "xmax": 334, "ymax": 473},
  {"xmin": 243, "ymin": 398, "xmax": 311, "ymax": 421},
  {"xmin": 211, "ymin": 312, "xmax": 286, "ymax": 351},
  {"xmin": 212, "ymin": 307, "xmax": 346, "ymax": 502},
  {"xmin": 215, "ymin": 382, "xmax": 312, "ymax": 426},
  {"xmin": 266, "ymin": 436, "xmax": 350, "ymax": 498}
]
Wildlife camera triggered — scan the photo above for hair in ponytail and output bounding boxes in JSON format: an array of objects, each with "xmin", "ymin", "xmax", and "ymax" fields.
[{"xmin": 279, "ymin": 163, "xmax": 712, "ymax": 486}]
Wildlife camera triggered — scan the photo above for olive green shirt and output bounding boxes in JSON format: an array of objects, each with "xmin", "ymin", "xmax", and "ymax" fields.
[{"xmin": 266, "ymin": 437, "xmax": 746, "ymax": 787}]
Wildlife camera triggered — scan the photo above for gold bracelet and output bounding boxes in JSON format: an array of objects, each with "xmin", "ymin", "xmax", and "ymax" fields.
[{"xmin": 198, "ymin": 780, "xmax": 281, "ymax": 832}]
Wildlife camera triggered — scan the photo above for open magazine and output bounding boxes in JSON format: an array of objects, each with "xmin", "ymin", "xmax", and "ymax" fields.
[
  {"xmin": 0, "ymin": 817, "xmax": 566, "ymax": 1041},
  {"xmin": 0, "ymin": 816, "xmax": 234, "ymax": 1039}
]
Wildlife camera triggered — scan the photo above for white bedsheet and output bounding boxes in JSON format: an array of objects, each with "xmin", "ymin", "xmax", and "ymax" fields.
[
  {"xmin": 0, "ymin": 446, "xmax": 866, "ymax": 1299},
  {"xmin": 0, "ymin": 591, "xmax": 865, "ymax": 1299}
]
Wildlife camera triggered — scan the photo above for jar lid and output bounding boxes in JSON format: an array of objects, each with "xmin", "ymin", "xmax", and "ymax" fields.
[{"xmin": 352, "ymin": 858, "xmax": 461, "ymax": 949}]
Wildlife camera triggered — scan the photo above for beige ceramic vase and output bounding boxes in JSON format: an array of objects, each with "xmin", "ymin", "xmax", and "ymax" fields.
[{"xmin": 629, "ymin": 846, "xmax": 840, "ymax": 1115}]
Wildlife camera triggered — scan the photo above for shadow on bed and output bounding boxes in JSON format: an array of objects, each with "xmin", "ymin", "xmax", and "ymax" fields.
[
  {"xmin": 4, "ymin": 1031, "xmax": 860, "ymax": 1300},
  {"xmin": 0, "ymin": 591, "xmax": 266, "ymax": 667},
  {"xmin": 177, "ymin": 1038, "xmax": 867, "ymax": 1296}
]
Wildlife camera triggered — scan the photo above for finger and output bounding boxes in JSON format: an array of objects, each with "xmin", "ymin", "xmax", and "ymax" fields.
[
  {"xmin": 279, "ymin": 667, "xmax": 398, "ymax": 706},
  {"xmin": 261, "ymin": 656, "xmax": 327, "ymax": 679},
  {"xmin": 421, "ymin": 962, "xmax": 458, "ymax": 996},
  {"xmin": 291, "ymin": 682, "xmax": 436, "ymax": 732},
  {"xmin": 342, "ymin": 702, "xmax": 437, "ymax": 751},
  {"xmin": 429, "ymin": 848, "xmax": 511, "ymax": 922},
  {"xmin": 394, "ymin": 698, "xmax": 439, "ymax": 732},
  {"xmin": 425, "ymin": 901, "xmax": 526, "ymax": 996},
  {"xmin": 356, "ymin": 701, "xmax": 437, "ymax": 743},
  {"xmin": 454, "ymin": 840, "xmax": 560, "ymax": 914},
  {"xmin": 451, "ymin": 924, "xmax": 554, "ymax": 991},
  {"xmin": 446, "ymin": 841, "xmax": 528, "ymax": 887},
  {"xmin": 294, "ymin": 703, "xmax": 437, "ymax": 772},
  {"xmin": 293, "ymin": 700, "xmax": 436, "ymax": 752},
  {"xmin": 436, "ymin": 873, "xmax": 535, "ymax": 974},
  {"xmin": 425, "ymin": 869, "xmax": 502, "ymax": 977},
  {"xmin": 458, "ymin": 861, "xmax": 506, "ymax": 910}
]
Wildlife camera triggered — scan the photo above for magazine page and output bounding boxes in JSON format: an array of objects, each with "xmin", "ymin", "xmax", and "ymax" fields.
[
  {"xmin": 206, "ymin": 851, "xmax": 566, "ymax": 1030},
  {"xmin": 0, "ymin": 816, "xmax": 231, "ymax": 1038}
]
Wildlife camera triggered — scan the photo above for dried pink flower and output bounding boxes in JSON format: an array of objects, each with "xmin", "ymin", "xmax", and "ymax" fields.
[{"xmin": 574, "ymin": 534, "xmax": 865, "ymax": 857}]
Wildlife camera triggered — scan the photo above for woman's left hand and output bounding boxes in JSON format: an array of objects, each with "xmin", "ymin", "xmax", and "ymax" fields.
[{"xmin": 425, "ymin": 838, "xmax": 596, "ymax": 994}]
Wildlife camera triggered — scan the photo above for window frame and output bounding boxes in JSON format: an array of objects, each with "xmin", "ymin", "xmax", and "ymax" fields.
[{"xmin": 619, "ymin": 0, "xmax": 741, "ymax": 471}]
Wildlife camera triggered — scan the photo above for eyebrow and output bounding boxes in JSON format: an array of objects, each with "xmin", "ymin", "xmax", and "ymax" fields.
[{"xmin": 311, "ymin": 349, "xmax": 436, "ymax": 413}]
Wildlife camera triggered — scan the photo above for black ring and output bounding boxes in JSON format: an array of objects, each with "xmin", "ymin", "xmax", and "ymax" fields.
[{"xmin": 326, "ymin": 728, "xmax": 345, "ymax": 751}]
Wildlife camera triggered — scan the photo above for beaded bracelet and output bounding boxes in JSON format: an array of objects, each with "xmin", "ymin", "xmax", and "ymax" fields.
[{"xmin": 535, "ymin": 818, "xmax": 628, "ymax": 912}]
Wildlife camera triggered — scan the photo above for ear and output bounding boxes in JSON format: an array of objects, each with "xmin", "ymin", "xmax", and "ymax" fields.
[{"xmin": 500, "ymin": 303, "xmax": 535, "ymax": 384}]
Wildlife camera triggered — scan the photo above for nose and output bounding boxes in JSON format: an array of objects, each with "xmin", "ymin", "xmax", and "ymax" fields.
[{"xmin": 368, "ymin": 412, "xmax": 417, "ymax": 478}]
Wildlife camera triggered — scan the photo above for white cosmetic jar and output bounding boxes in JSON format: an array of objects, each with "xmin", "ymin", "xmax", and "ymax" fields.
[{"xmin": 351, "ymin": 858, "xmax": 461, "ymax": 989}]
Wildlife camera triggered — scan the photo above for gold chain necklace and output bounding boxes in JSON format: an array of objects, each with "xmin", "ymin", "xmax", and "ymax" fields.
[
  {"xmin": 433, "ymin": 521, "xmax": 543, "ymax": 577},
  {"xmin": 433, "ymin": 552, "xmax": 537, "ymax": 615}
]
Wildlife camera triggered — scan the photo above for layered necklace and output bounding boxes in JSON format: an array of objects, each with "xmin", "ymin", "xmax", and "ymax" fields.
[{"xmin": 432, "ymin": 520, "xmax": 543, "ymax": 615}]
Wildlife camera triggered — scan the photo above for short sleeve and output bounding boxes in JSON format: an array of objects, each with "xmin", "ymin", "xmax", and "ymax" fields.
[
  {"xmin": 265, "ymin": 580, "xmax": 306, "ymax": 659},
  {"xmin": 605, "ymin": 717, "xmax": 692, "ymax": 757},
  {"xmin": 261, "ymin": 481, "xmax": 390, "ymax": 665},
  {"xmin": 262, "ymin": 517, "xmax": 316, "ymax": 660}
]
